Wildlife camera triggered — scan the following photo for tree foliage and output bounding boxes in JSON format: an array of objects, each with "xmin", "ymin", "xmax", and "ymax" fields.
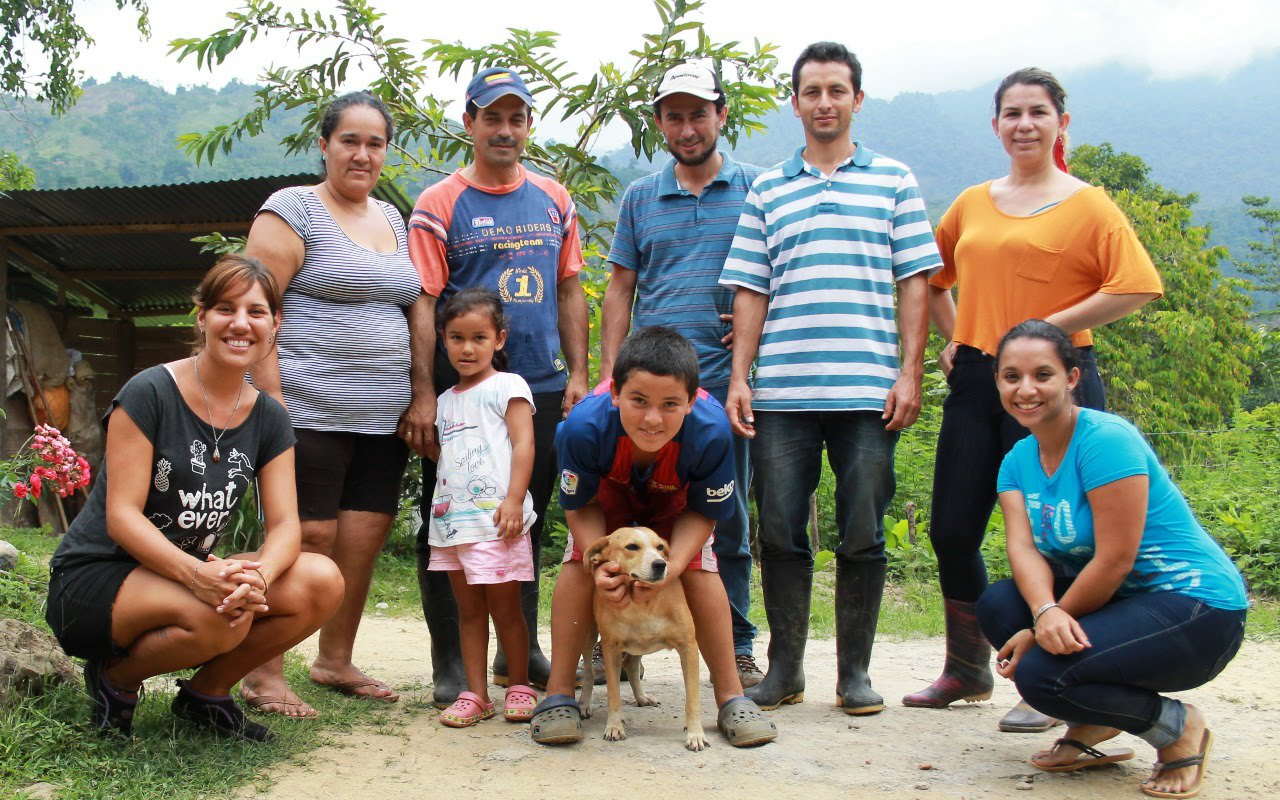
[
  {"xmin": 1071, "ymin": 143, "xmax": 1255, "ymax": 453},
  {"xmin": 0, "ymin": 149, "xmax": 35, "ymax": 191},
  {"xmin": 0, "ymin": 0, "xmax": 150, "ymax": 116},
  {"xmin": 0, "ymin": 0, "xmax": 150, "ymax": 191},
  {"xmin": 1236, "ymin": 195, "xmax": 1280, "ymax": 297},
  {"xmin": 169, "ymin": 0, "xmax": 786, "ymax": 258}
]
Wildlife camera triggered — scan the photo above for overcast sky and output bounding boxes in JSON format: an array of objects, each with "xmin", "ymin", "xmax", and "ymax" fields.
[
  {"xmin": 78, "ymin": 0, "xmax": 1280, "ymax": 91},
  {"xmin": 72, "ymin": 0, "xmax": 1280, "ymax": 146}
]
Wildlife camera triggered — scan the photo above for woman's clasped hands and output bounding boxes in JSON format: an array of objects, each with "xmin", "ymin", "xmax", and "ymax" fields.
[
  {"xmin": 191, "ymin": 554, "xmax": 269, "ymax": 627},
  {"xmin": 995, "ymin": 606, "xmax": 1091, "ymax": 679}
]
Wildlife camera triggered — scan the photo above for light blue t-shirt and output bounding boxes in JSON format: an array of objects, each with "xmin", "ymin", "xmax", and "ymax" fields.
[
  {"xmin": 997, "ymin": 409, "xmax": 1247, "ymax": 611},
  {"xmin": 608, "ymin": 153, "xmax": 763, "ymax": 389}
]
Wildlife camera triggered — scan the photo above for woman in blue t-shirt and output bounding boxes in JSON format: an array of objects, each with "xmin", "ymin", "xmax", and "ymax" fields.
[{"xmin": 975, "ymin": 320, "xmax": 1246, "ymax": 800}]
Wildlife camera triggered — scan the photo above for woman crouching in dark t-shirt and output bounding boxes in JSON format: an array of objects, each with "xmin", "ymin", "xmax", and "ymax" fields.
[{"xmin": 46, "ymin": 254, "xmax": 342, "ymax": 741}]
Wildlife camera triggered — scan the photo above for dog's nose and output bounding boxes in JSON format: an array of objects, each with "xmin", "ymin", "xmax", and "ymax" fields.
[{"xmin": 651, "ymin": 560, "xmax": 667, "ymax": 579}]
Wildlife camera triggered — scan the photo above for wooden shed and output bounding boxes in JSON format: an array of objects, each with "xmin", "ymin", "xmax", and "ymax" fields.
[{"xmin": 0, "ymin": 173, "xmax": 413, "ymax": 455}]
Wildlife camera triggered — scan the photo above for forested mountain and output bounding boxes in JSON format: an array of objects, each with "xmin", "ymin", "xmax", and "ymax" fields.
[{"xmin": 2, "ymin": 54, "xmax": 1277, "ymax": 263}]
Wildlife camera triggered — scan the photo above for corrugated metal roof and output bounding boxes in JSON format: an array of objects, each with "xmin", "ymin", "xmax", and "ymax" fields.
[{"xmin": 0, "ymin": 174, "xmax": 413, "ymax": 317}]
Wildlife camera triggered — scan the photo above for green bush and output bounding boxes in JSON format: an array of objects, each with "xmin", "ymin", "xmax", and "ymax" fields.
[{"xmin": 1178, "ymin": 403, "xmax": 1280, "ymax": 596}]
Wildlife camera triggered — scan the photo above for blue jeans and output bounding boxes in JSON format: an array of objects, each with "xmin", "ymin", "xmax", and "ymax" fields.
[
  {"xmin": 977, "ymin": 578, "xmax": 1246, "ymax": 748},
  {"xmin": 707, "ymin": 384, "xmax": 757, "ymax": 655},
  {"xmin": 752, "ymin": 410, "xmax": 898, "ymax": 564}
]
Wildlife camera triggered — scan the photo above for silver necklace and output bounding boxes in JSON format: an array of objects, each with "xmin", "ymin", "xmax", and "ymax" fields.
[{"xmin": 193, "ymin": 353, "xmax": 244, "ymax": 464}]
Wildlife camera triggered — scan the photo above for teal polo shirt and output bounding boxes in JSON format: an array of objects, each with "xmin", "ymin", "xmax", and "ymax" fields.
[{"xmin": 608, "ymin": 152, "xmax": 764, "ymax": 389}]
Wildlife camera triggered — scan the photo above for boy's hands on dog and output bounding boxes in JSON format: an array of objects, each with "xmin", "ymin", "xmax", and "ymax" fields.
[{"xmin": 594, "ymin": 560, "xmax": 678, "ymax": 609}]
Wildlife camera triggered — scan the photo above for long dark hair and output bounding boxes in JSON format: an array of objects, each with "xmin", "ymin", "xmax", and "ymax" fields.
[
  {"xmin": 438, "ymin": 288, "xmax": 509, "ymax": 372},
  {"xmin": 993, "ymin": 67, "xmax": 1069, "ymax": 172},
  {"xmin": 318, "ymin": 91, "xmax": 394, "ymax": 173},
  {"xmin": 995, "ymin": 319, "xmax": 1080, "ymax": 374}
]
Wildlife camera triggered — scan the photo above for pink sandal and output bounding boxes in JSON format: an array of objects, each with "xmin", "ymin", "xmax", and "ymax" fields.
[
  {"xmin": 440, "ymin": 691, "xmax": 495, "ymax": 728},
  {"xmin": 503, "ymin": 684, "xmax": 538, "ymax": 722}
]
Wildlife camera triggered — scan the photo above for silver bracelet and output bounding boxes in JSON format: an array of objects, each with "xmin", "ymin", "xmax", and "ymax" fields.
[{"xmin": 1031, "ymin": 601, "xmax": 1060, "ymax": 628}]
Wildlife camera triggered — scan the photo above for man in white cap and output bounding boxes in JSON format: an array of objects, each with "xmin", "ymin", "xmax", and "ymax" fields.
[
  {"xmin": 599, "ymin": 61, "xmax": 765, "ymax": 688},
  {"xmin": 408, "ymin": 65, "xmax": 590, "ymax": 707}
]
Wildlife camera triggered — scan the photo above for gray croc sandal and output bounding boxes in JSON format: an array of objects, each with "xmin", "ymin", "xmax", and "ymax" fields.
[
  {"xmin": 530, "ymin": 693, "xmax": 583, "ymax": 745},
  {"xmin": 717, "ymin": 696, "xmax": 778, "ymax": 747}
]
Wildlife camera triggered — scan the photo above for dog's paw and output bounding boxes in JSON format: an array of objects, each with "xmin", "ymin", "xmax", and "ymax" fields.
[
  {"xmin": 603, "ymin": 721, "xmax": 627, "ymax": 742},
  {"xmin": 580, "ymin": 704, "xmax": 593, "ymax": 719},
  {"xmin": 633, "ymin": 693, "xmax": 659, "ymax": 707},
  {"xmin": 685, "ymin": 728, "xmax": 710, "ymax": 751}
]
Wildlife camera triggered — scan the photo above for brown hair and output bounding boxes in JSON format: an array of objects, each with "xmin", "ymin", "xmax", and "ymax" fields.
[
  {"xmin": 993, "ymin": 68, "xmax": 1070, "ymax": 171},
  {"xmin": 993, "ymin": 67, "xmax": 1066, "ymax": 115},
  {"xmin": 191, "ymin": 254, "xmax": 281, "ymax": 353}
]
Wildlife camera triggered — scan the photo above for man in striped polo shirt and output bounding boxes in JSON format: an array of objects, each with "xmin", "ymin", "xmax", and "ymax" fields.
[
  {"xmin": 719, "ymin": 41, "xmax": 940, "ymax": 717},
  {"xmin": 599, "ymin": 62, "xmax": 765, "ymax": 687}
]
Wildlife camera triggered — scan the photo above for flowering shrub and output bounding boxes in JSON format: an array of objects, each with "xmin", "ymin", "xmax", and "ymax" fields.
[{"xmin": 1, "ymin": 423, "xmax": 91, "ymax": 502}]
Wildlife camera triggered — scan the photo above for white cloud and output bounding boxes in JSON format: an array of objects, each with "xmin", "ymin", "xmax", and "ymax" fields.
[{"xmin": 74, "ymin": 0, "xmax": 1280, "ymax": 96}]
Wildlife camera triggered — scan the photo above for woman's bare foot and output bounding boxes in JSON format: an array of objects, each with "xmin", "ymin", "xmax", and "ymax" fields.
[
  {"xmin": 1143, "ymin": 704, "xmax": 1211, "ymax": 796},
  {"xmin": 310, "ymin": 659, "xmax": 399, "ymax": 702},
  {"xmin": 1031, "ymin": 724, "xmax": 1123, "ymax": 768},
  {"xmin": 239, "ymin": 672, "xmax": 318, "ymax": 718}
]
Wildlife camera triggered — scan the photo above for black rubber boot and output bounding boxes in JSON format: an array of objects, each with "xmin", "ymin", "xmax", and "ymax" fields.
[
  {"xmin": 417, "ymin": 549, "xmax": 468, "ymax": 709},
  {"xmin": 901, "ymin": 597, "xmax": 994, "ymax": 708},
  {"xmin": 835, "ymin": 559, "xmax": 887, "ymax": 715},
  {"xmin": 745, "ymin": 558, "xmax": 812, "ymax": 710}
]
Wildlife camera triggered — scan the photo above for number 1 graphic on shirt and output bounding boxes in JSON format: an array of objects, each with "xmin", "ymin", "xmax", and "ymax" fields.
[{"xmin": 513, "ymin": 274, "xmax": 531, "ymax": 297}]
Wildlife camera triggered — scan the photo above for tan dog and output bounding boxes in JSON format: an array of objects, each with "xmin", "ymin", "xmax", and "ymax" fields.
[{"xmin": 578, "ymin": 526, "xmax": 707, "ymax": 751}]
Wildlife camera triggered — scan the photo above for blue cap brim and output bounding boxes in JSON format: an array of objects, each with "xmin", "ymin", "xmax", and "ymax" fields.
[{"xmin": 470, "ymin": 87, "xmax": 535, "ymax": 110}]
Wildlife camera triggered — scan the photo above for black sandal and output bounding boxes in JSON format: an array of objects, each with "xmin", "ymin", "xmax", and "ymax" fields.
[
  {"xmin": 84, "ymin": 658, "xmax": 141, "ymax": 737},
  {"xmin": 172, "ymin": 679, "xmax": 275, "ymax": 743}
]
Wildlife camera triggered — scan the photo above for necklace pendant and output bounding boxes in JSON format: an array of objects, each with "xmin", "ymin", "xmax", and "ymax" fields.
[{"xmin": 212, "ymin": 446, "xmax": 221, "ymax": 464}]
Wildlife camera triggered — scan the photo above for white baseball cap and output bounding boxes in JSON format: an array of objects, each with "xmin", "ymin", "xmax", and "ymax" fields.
[{"xmin": 653, "ymin": 62, "xmax": 724, "ymax": 104}]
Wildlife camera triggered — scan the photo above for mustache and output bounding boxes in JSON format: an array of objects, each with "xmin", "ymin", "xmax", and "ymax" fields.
[{"xmin": 487, "ymin": 136, "xmax": 520, "ymax": 148}]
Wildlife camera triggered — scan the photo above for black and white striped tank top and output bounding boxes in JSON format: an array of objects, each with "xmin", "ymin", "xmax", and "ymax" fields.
[{"xmin": 258, "ymin": 186, "xmax": 422, "ymax": 434}]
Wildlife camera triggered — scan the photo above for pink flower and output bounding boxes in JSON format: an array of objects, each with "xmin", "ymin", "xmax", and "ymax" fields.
[
  {"xmin": 29, "ymin": 474, "xmax": 41, "ymax": 492},
  {"xmin": 13, "ymin": 483, "xmax": 28, "ymax": 499}
]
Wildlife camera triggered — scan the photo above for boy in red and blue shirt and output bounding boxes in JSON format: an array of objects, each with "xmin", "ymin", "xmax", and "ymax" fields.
[{"xmin": 530, "ymin": 326, "xmax": 776, "ymax": 747}]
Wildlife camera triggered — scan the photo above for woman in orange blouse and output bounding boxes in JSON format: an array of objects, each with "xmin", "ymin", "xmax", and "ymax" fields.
[{"xmin": 902, "ymin": 68, "xmax": 1163, "ymax": 732}]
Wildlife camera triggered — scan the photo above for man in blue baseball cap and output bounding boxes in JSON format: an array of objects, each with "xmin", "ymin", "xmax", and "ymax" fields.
[
  {"xmin": 464, "ymin": 66, "xmax": 536, "ymax": 114},
  {"xmin": 408, "ymin": 65, "xmax": 590, "ymax": 708}
]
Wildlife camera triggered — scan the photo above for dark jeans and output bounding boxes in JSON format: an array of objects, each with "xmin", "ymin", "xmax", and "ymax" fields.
[
  {"xmin": 706, "ymin": 384, "xmax": 757, "ymax": 655},
  {"xmin": 977, "ymin": 578, "xmax": 1246, "ymax": 748},
  {"xmin": 753, "ymin": 410, "xmax": 898, "ymax": 564},
  {"xmin": 416, "ymin": 358, "xmax": 561, "ymax": 577},
  {"xmin": 931, "ymin": 346, "xmax": 1105, "ymax": 601}
]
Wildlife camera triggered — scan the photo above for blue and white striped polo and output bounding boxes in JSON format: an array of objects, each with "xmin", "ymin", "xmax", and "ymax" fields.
[
  {"xmin": 608, "ymin": 152, "xmax": 763, "ymax": 389},
  {"xmin": 719, "ymin": 143, "xmax": 941, "ymax": 412}
]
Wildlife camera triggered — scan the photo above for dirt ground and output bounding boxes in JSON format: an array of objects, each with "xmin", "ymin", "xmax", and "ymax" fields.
[{"xmin": 235, "ymin": 615, "xmax": 1280, "ymax": 800}]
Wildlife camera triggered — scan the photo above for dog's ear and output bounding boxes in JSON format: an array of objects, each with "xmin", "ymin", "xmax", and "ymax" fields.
[{"xmin": 584, "ymin": 536, "xmax": 611, "ymax": 575}]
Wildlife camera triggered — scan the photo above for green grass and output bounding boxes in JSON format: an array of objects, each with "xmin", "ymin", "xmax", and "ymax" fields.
[
  {"xmin": 5, "ymin": 522, "xmax": 1278, "ymax": 799},
  {"xmin": 0, "ymin": 528, "xmax": 410, "ymax": 800},
  {"xmin": 1, "ymin": 657, "xmax": 409, "ymax": 800}
]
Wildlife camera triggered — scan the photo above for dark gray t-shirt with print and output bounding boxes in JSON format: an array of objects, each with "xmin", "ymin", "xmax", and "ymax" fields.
[{"xmin": 51, "ymin": 365, "xmax": 295, "ymax": 570}]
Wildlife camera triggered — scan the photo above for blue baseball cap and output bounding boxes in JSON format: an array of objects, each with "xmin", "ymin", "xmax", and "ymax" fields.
[{"xmin": 465, "ymin": 67, "xmax": 535, "ymax": 111}]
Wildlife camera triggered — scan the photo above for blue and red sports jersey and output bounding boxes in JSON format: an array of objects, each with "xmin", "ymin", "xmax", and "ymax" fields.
[
  {"xmin": 556, "ymin": 382, "xmax": 737, "ymax": 527},
  {"xmin": 408, "ymin": 166, "xmax": 585, "ymax": 392}
]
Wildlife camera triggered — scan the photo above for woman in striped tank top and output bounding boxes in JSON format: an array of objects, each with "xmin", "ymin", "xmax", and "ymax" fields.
[{"xmin": 238, "ymin": 91, "xmax": 435, "ymax": 717}]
